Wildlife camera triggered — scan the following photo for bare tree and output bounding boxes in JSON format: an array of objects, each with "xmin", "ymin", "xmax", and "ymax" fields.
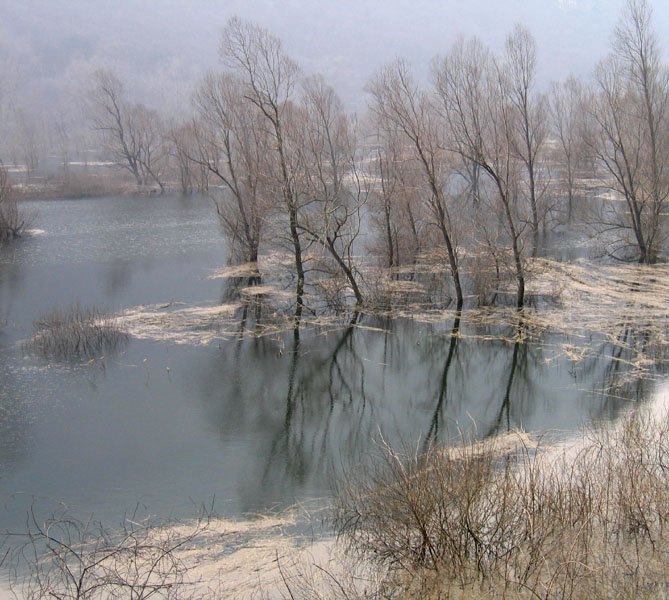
[
  {"xmin": 219, "ymin": 17, "xmax": 308, "ymax": 322},
  {"xmin": 0, "ymin": 55, "xmax": 21, "ymax": 161},
  {"xmin": 369, "ymin": 124, "xmax": 425, "ymax": 271},
  {"xmin": 504, "ymin": 25, "xmax": 547, "ymax": 254},
  {"xmin": 166, "ymin": 120, "xmax": 204, "ymax": 195},
  {"xmin": 133, "ymin": 103, "xmax": 167, "ymax": 192},
  {"xmin": 192, "ymin": 72, "xmax": 270, "ymax": 266},
  {"xmin": 53, "ymin": 113, "xmax": 72, "ymax": 180},
  {"xmin": 88, "ymin": 69, "xmax": 166, "ymax": 191},
  {"xmin": 368, "ymin": 59, "xmax": 464, "ymax": 309},
  {"xmin": 295, "ymin": 76, "xmax": 367, "ymax": 307},
  {"xmin": 434, "ymin": 37, "xmax": 528, "ymax": 307},
  {"xmin": 585, "ymin": 0, "xmax": 669, "ymax": 263},
  {"xmin": 370, "ymin": 127, "xmax": 400, "ymax": 270},
  {"xmin": 13, "ymin": 109, "xmax": 42, "ymax": 183},
  {"xmin": 548, "ymin": 76, "xmax": 585, "ymax": 222},
  {"xmin": 88, "ymin": 70, "xmax": 141, "ymax": 184}
]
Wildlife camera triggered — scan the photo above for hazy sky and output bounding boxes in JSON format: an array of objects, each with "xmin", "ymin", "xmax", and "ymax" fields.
[{"xmin": 2, "ymin": 0, "xmax": 669, "ymax": 115}]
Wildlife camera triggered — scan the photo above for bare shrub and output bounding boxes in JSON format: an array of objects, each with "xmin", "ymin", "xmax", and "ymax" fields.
[
  {"xmin": 334, "ymin": 413, "xmax": 669, "ymax": 599},
  {"xmin": 31, "ymin": 304, "xmax": 129, "ymax": 360},
  {"xmin": 4, "ymin": 508, "xmax": 210, "ymax": 600}
]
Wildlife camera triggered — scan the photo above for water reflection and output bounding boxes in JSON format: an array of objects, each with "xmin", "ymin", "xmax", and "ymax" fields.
[
  {"xmin": 188, "ymin": 313, "xmax": 641, "ymax": 515},
  {"xmin": 0, "ymin": 262, "xmax": 24, "ymax": 333},
  {"xmin": 104, "ymin": 260, "xmax": 133, "ymax": 295},
  {"xmin": 487, "ymin": 323, "xmax": 524, "ymax": 437},
  {"xmin": 582, "ymin": 320, "xmax": 658, "ymax": 404},
  {"xmin": 0, "ymin": 195, "xmax": 663, "ymax": 532},
  {"xmin": 424, "ymin": 312, "xmax": 460, "ymax": 448},
  {"xmin": 0, "ymin": 353, "xmax": 31, "ymax": 475}
]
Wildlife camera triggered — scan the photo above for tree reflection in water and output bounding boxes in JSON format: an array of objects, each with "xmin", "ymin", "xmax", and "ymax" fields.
[
  {"xmin": 191, "ymin": 304, "xmax": 654, "ymax": 513},
  {"xmin": 423, "ymin": 311, "xmax": 460, "ymax": 449}
]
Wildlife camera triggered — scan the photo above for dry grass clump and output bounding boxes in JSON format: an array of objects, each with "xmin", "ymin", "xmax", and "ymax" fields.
[
  {"xmin": 334, "ymin": 412, "xmax": 669, "ymax": 600},
  {"xmin": 31, "ymin": 304, "xmax": 128, "ymax": 360}
]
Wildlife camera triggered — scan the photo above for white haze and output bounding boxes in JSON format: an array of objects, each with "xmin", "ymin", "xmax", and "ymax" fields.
[{"xmin": 2, "ymin": 0, "xmax": 669, "ymax": 162}]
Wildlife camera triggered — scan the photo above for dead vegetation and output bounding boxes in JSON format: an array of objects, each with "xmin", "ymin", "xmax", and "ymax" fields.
[
  {"xmin": 30, "ymin": 304, "xmax": 129, "ymax": 360},
  {"xmin": 119, "ymin": 302, "xmax": 243, "ymax": 345},
  {"xmin": 333, "ymin": 405, "xmax": 669, "ymax": 599},
  {"xmin": 3, "ymin": 405, "xmax": 668, "ymax": 599},
  {"xmin": 4, "ymin": 510, "xmax": 208, "ymax": 600},
  {"xmin": 2, "ymin": 504, "xmax": 375, "ymax": 600},
  {"xmin": 112, "ymin": 254, "xmax": 669, "ymax": 391}
]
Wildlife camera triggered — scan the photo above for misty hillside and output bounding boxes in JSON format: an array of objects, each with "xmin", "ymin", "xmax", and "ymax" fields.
[{"xmin": 3, "ymin": 0, "xmax": 662, "ymax": 114}]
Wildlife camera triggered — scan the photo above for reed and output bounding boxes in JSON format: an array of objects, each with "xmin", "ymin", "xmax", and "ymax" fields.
[{"xmin": 31, "ymin": 304, "xmax": 128, "ymax": 360}]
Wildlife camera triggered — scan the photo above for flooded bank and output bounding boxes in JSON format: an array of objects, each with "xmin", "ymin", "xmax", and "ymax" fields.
[{"xmin": 0, "ymin": 194, "xmax": 666, "ymax": 537}]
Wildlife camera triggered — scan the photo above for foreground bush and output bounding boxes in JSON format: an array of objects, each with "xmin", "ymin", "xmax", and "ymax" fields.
[
  {"xmin": 4, "ymin": 509, "xmax": 210, "ymax": 600},
  {"xmin": 334, "ymin": 414, "xmax": 669, "ymax": 599},
  {"xmin": 31, "ymin": 304, "xmax": 129, "ymax": 360}
]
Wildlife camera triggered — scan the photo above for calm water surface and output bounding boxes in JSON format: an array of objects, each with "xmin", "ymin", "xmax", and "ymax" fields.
[{"xmin": 0, "ymin": 195, "xmax": 654, "ymax": 532}]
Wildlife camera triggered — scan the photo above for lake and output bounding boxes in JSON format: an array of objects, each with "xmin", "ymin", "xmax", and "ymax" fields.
[{"xmin": 0, "ymin": 194, "xmax": 659, "ymax": 534}]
